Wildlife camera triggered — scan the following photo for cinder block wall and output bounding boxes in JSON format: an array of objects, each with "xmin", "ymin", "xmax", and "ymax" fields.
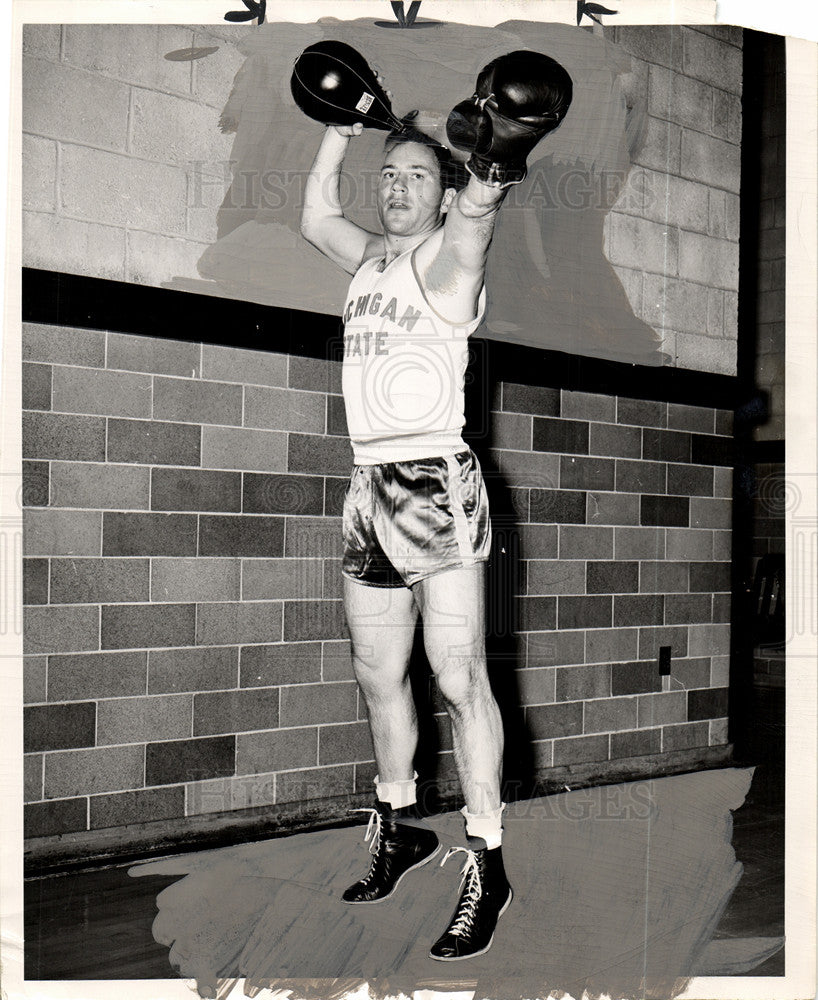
[
  {"xmin": 22, "ymin": 322, "xmax": 733, "ymax": 841},
  {"xmin": 606, "ymin": 24, "xmax": 742, "ymax": 375},
  {"xmin": 22, "ymin": 24, "xmax": 741, "ymax": 376}
]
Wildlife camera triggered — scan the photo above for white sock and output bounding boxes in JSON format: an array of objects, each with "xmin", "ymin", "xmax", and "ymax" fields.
[
  {"xmin": 374, "ymin": 771, "xmax": 418, "ymax": 809},
  {"xmin": 461, "ymin": 802, "xmax": 506, "ymax": 849}
]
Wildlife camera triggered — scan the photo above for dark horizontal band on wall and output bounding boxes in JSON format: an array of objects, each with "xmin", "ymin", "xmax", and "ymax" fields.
[
  {"xmin": 751, "ymin": 439, "xmax": 784, "ymax": 463},
  {"xmin": 23, "ymin": 267, "xmax": 742, "ymax": 409}
]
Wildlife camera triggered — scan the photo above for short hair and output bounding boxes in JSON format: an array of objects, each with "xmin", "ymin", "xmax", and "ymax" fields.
[{"xmin": 384, "ymin": 112, "xmax": 469, "ymax": 192}]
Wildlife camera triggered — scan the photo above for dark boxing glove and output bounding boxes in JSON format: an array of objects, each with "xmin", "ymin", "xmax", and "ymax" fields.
[
  {"xmin": 446, "ymin": 50, "xmax": 573, "ymax": 187},
  {"xmin": 291, "ymin": 40, "xmax": 402, "ymax": 132}
]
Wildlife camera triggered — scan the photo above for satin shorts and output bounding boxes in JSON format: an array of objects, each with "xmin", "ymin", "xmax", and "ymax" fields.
[{"xmin": 341, "ymin": 449, "xmax": 492, "ymax": 589}]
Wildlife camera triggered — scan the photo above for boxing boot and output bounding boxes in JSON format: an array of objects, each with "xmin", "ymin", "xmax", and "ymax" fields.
[
  {"xmin": 342, "ymin": 800, "xmax": 440, "ymax": 903},
  {"xmin": 429, "ymin": 838, "xmax": 513, "ymax": 960}
]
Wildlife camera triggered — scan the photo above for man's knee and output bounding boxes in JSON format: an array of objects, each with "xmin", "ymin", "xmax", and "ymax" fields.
[{"xmin": 433, "ymin": 656, "xmax": 489, "ymax": 715}]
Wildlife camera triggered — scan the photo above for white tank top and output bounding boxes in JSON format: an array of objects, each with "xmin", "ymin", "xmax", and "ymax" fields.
[{"xmin": 341, "ymin": 243, "xmax": 486, "ymax": 464}]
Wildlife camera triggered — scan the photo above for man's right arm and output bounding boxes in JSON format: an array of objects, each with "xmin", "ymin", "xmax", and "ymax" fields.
[{"xmin": 300, "ymin": 125, "xmax": 380, "ymax": 275}]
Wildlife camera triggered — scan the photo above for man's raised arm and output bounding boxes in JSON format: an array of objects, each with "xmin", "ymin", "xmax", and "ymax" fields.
[{"xmin": 300, "ymin": 124, "xmax": 380, "ymax": 275}]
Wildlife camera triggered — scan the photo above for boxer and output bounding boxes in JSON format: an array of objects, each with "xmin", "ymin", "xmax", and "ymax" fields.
[{"xmin": 296, "ymin": 45, "xmax": 572, "ymax": 960}]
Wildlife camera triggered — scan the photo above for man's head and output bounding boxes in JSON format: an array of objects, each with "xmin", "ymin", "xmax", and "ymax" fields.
[{"xmin": 377, "ymin": 113, "xmax": 468, "ymax": 237}]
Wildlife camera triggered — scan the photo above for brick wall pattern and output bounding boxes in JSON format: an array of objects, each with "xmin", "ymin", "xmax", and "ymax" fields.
[{"xmin": 22, "ymin": 323, "xmax": 733, "ymax": 840}]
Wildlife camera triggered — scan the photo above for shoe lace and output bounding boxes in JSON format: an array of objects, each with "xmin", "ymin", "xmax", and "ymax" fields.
[
  {"xmin": 349, "ymin": 807, "xmax": 382, "ymax": 856},
  {"xmin": 440, "ymin": 846, "xmax": 482, "ymax": 937}
]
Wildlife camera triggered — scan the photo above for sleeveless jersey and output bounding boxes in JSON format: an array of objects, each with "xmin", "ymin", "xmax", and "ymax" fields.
[{"xmin": 341, "ymin": 242, "xmax": 486, "ymax": 464}]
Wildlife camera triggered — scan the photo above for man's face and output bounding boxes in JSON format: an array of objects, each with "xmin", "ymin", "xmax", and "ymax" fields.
[{"xmin": 377, "ymin": 141, "xmax": 453, "ymax": 237}]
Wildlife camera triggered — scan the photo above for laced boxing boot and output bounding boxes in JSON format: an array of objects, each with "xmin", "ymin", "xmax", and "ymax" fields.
[
  {"xmin": 342, "ymin": 800, "xmax": 440, "ymax": 903},
  {"xmin": 429, "ymin": 838, "xmax": 513, "ymax": 960}
]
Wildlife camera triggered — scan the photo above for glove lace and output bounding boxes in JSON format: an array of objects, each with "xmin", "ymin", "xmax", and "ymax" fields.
[{"xmin": 440, "ymin": 846, "xmax": 482, "ymax": 936}]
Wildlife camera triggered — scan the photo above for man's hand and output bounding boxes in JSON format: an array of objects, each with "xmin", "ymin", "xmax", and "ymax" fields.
[{"xmin": 333, "ymin": 123, "xmax": 364, "ymax": 138}]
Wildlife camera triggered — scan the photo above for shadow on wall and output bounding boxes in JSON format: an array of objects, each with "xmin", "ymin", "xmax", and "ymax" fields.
[{"xmin": 166, "ymin": 19, "xmax": 668, "ymax": 366}]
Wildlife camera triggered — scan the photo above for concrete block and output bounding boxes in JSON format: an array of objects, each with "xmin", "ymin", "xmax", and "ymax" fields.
[
  {"xmin": 50, "ymin": 557, "xmax": 149, "ymax": 604},
  {"xmin": 186, "ymin": 773, "xmax": 276, "ymax": 816},
  {"xmin": 501, "ymin": 382, "xmax": 560, "ymax": 416},
  {"xmin": 662, "ymin": 721, "xmax": 709, "ymax": 752},
  {"xmin": 23, "ymin": 411, "xmax": 105, "ymax": 462},
  {"xmin": 637, "ymin": 690, "xmax": 687, "ymax": 727},
  {"xmin": 710, "ymin": 655, "xmax": 730, "ymax": 687},
  {"xmin": 611, "ymin": 265, "xmax": 643, "ymax": 317},
  {"xmin": 199, "ymin": 514, "xmax": 284, "ymax": 557},
  {"xmin": 24, "ymin": 58, "xmax": 129, "ymax": 150},
  {"xmin": 319, "ymin": 722, "xmax": 375, "ymax": 766},
  {"xmin": 560, "ymin": 391, "xmax": 616, "ymax": 423},
  {"xmin": 289, "ymin": 356, "xmax": 343, "ymax": 395},
  {"xmin": 126, "ymin": 231, "xmax": 209, "ymax": 287},
  {"xmin": 530, "ymin": 487, "xmax": 587, "ymax": 524},
  {"xmin": 195, "ymin": 598, "xmax": 283, "ymax": 647},
  {"xmin": 194, "ymin": 688, "xmax": 279, "ymax": 736},
  {"xmin": 107, "ymin": 333, "xmax": 200, "ymax": 378},
  {"xmin": 149, "ymin": 646, "xmax": 238, "ymax": 693},
  {"xmin": 558, "ymin": 595, "xmax": 612, "ymax": 630},
  {"xmin": 63, "ymin": 24, "xmax": 194, "ymax": 93},
  {"xmin": 288, "ymin": 434, "xmax": 352, "ymax": 476},
  {"xmin": 517, "ymin": 523, "xmax": 558, "ymax": 559},
  {"xmin": 24, "ymin": 605, "xmax": 99, "ymax": 655},
  {"xmin": 614, "ymin": 595, "xmax": 664, "ymax": 628},
  {"xmin": 617, "ymin": 397, "xmax": 667, "ymax": 428},
  {"xmin": 44, "ymin": 744, "xmax": 144, "ymax": 799},
  {"xmin": 527, "ymin": 560, "xmax": 585, "ymax": 596},
  {"xmin": 153, "ymin": 376, "xmax": 242, "ymax": 426},
  {"xmin": 670, "ymin": 657, "xmax": 711, "ymax": 689},
  {"xmin": 667, "ymin": 403, "xmax": 714, "ymax": 434},
  {"xmin": 713, "ymin": 530, "xmax": 731, "ymax": 561},
  {"xmin": 23, "ymin": 24, "xmax": 61, "ymax": 59},
  {"xmin": 552, "ymin": 734, "xmax": 608, "ymax": 767},
  {"xmin": 25, "ymin": 799, "xmax": 88, "ymax": 838},
  {"xmin": 632, "ymin": 117, "xmax": 681, "ymax": 176},
  {"xmin": 518, "ymin": 596, "xmax": 557, "ymax": 632},
  {"xmin": 688, "ymin": 687, "xmax": 729, "ymax": 721},
  {"xmin": 527, "ymin": 700, "xmax": 583, "ymax": 740},
  {"xmin": 51, "ymin": 461, "xmax": 150, "ymax": 510},
  {"xmin": 276, "ymin": 765, "xmax": 354, "ymax": 804},
  {"xmin": 683, "ymin": 29, "xmax": 743, "ymax": 93},
  {"xmin": 606, "ymin": 212, "xmax": 679, "ymax": 276},
  {"xmin": 689, "ymin": 497, "xmax": 732, "ymax": 529},
  {"xmin": 638, "ymin": 624, "xmax": 689, "ymax": 659},
  {"xmin": 101, "ymin": 602, "xmax": 195, "ymax": 650},
  {"xmin": 23, "ymin": 323, "xmax": 105, "ymax": 367},
  {"xmin": 665, "ymin": 527, "xmax": 713, "ymax": 560},
  {"xmin": 679, "ymin": 231, "xmax": 738, "ymax": 290},
  {"xmin": 151, "ymin": 468, "xmax": 241, "ymax": 512},
  {"xmin": 558, "ymin": 525, "xmax": 613, "ymax": 560},
  {"xmin": 236, "ymin": 727, "xmax": 317, "ymax": 776},
  {"xmin": 556, "ymin": 663, "xmax": 610, "ymax": 702},
  {"xmin": 102, "ymin": 512, "xmax": 197, "ymax": 556},
  {"xmin": 245, "ymin": 386, "xmax": 326, "ymax": 434},
  {"xmin": 641, "ymin": 274, "xmax": 708, "ymax": 336},
  {"xmin": 245, "ymin": 473, "xmax": 324, "ymax": 517},
  {"xmin": 614, "ymin": 527, "xmax": 665, "ymax": 560},
  {"xmin": 709, "ymin": 717, "xmax": 729, "ymax": 746},
  {"xmin": 24, "ymin": 558, "xmax": 49, "ymax": 606},
  {"xmin": 584, "ymin": 695, "xmax": 639, "ymax": 734},
  {"xmin": 322, "ymin": 640, "xmax": 353, "ymax": 682},
  {"xmin": 515, "ymin": 666, "xmax": 556, "ymax": 706},
  {"xmin": 664, "ymin": 593, "xmax": 711, "ymax": 625},
  {"xmin": 23, "ymin": 212, "xmax": 126, "ymax": 281},
  {"xmin": 615, "ymin": 459, "xmax": 667, "ymax": 494},
  {"xmin": 191, "ymin": 27, "xmax": 247, "ymax": 106},
  {"xmin": 53, "ymin": 367, "xmax": 151, "ymax": 419},
  {"xmin": 25, "ymin": 702, "xmax": 96, "ymax": 753},
  {"xmin": 145, "ymin": 735, "xmax": 235, "ymax": 786},
  {"xmin": 24, "ymin": 656, "xmax": 48, "ymax": 704},
  {"xmin": 240, "ymin": 642, "xmax": 321, "ymax": 688},
  {"xmin": 97, "ymin": 694, "xmax": 192, "ymax": 745},
  {"xmin": 559, "ymin": 456, "xmax": 615, "ymax": 492},
  {"xmin": 648, "ymin": 65, "xmax": 714, "ymax": 135},
  {"xmin": 201, "ymin": 426, "xmax": 288, "ymax": 473},
  {"xmin": 673, "ymin": 332, "xmax": 737, "ymax": 375},
  {"xmin": 491, "ymin": 412, "xmax": 532, "ymax": 450},
  {"xmin": 525, "ymin": 630, "xmax": 585, "ymax": 668},
  {"xmin": 60, "ymin": 145, "xmax": 187, "ymax": 233},
  {"xmin": 22, "ymin": 363, "xmax": 52, "ymax": 411},
  {"xmin": 611, "ymin": 660, "xmax": 662, "ymax": 695},
  {"xmin": 487, "ymin": 449, "xmax": 559, "ymax": 490},
  {"xmin": 283, "ymin": 599, "xmax": 347, "ymax": 642},
  {"xmin": 23, "ymin": 461, "xmax": 49, "ymax": 508},
  {"xmin": 25, "ymin": 754, "xmax": 44, "ymax": 803},
  {"xmin": 108, "ymin": 418, "xmax": 200, "ymax": 467},
  {"xmin": 617, "ymin": 25, "xmax": 683, "ymax": 70},
  {"xmin": 241, "ymin": 558, "xmax": 324, "ymax": 601},
  {"xmin": 49, "ymin": 650, "xmax": 147, "ymax": 701},
  {"xmin": 725, "ymin": 194, "xmax": 740, "ymax": 241},
  {"xmin": 687, "ymin": 623, "xmax": 731, "ymax": 657},
  {"xmin": 639, "ymin": 560, "xmax": 688, "ymax": 593},
  {"xmin": 585, "ymin": 627, "xmax": 639, "ymax": 664},
  {"xmin": 586, "ymin": 490, "xmax": 640, "ymax": 526},
  {"xmin": 610, "ymin": 728, "xmax": 661, "ymax": 759},
  {"xmin": 151, "ymin": 557, "xmax": 241, "ymax": 602},
  {"xmin": 24, "ymin": 509, "xmax": 101, "ymax": 557},
  {"xmin": 90, "ymin": 786, "xmax": 186, "ymax": 829},
  {"xmin": 666, "ymin": 463, "xmax": 714, "ymax": 496},
  {"xmin": 681, "ymin": 131, "xmax": 741, "ymax": 195},
  {"xmin": 23, "ymin": 135, "xmax": 57, "ymax": 212},
  {"xmin": 202, "ymin": 344, "xmax": 287, "ymax": 388},
  {"xmin": 280, "ymin": 681, "xmax": 357, "ymax": 727},
  {"xmin": 643, "ymin": 172, "xmax": 710, "ymax": 234},
  {"xmin": 131, "ymin": 87, "xmax": 232, "ymax": 165}
]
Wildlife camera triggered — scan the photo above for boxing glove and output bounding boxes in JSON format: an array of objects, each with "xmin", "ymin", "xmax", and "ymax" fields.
[
  {"xmin": 446, "ymin": 50, "xmax": 573, "ymax": 187},
  {"xmin": 291, "ymin": 40, "xmax": 402, "ymax": 132}
]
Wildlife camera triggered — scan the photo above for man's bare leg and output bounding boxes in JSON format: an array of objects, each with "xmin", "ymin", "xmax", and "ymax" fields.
[
  {"xmin": 413, "ymin": 562, "xmax": 503, "ymax": 816},
  {"xmin": 343, "ymin": 576, "xmax": 420, "ymax": 782}
]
